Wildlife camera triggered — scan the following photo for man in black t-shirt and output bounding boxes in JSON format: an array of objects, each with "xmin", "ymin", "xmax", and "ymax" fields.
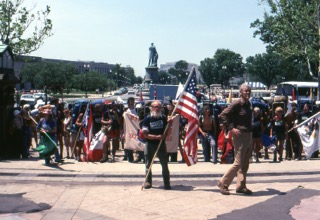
[{"xmin": 141, "ymin": 100, "xmax": 171, "ymax": 190}]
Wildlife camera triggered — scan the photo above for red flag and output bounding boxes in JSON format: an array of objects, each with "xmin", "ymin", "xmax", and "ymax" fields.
[
  {"xmin": 217, "ymin": 129, "xmax": 233, "ymax": 164},
  {"xmin": 154, "ymin": 84, "xmax": 157, "ymax": 100},
  {"xmin": 291, "ymin": 88, "xmax": 296, "ymax": 100},
  {"xmin": 175, "ymin": 67, "xmax": 199, "ymax": 166}
]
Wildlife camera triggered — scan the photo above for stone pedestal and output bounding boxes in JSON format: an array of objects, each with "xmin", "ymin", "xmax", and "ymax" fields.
[{"xmin": 144, "ymin": 66, "xmax": 159, "ymax": 89}]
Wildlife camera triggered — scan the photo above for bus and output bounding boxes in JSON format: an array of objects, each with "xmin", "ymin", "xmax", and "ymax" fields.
[
  {"xmin": 275, "ymin": 81, "xmax": 318, "ymax": 112},
  {"xmin": 275, "ymin": 81, "xmax": 318, "ymax": 99}
]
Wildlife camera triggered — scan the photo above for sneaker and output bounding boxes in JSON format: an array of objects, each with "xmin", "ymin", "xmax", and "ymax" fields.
[
  {"xmin": 144, "ymin": 182, "xmax": 152, "ymax": 189},
  {"xmin": 236, "ymin": 188, "xmax": 253, "ymax": 195},
  {"xmin": 164, "ymin": 185, "xmax": 171, "ymax": 190},
  {"xmin": 122, "ymin": 156, "xmax": 127, "ymax": 161},
  {"xmin": 217, "ymin": 181, "xmax": 230, "ymax": 195}
]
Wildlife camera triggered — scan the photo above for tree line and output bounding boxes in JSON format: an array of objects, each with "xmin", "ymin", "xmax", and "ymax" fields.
[
  {"xmin": 2, "ymin": 0, "xmax": 320, "ymax": 91},
  {"xmin": 20, "ymin": 62, "xmax": 143, "ymax": 94}
]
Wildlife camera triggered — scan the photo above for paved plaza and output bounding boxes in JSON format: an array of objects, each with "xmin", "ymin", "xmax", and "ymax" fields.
[{"xmin": 0, "ymin": 148, "xmax": 320, "ymax": 220}]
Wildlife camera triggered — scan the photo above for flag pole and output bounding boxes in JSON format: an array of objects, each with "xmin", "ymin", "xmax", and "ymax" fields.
[
  {"xmin": 28, "ymin": 113, "xmax": 58, "ymax": 148},
  {"xmin": 287, "ymin": 111, "xmax": 320, "ymax": 133},
  {"xmin": 141, "ymin": 67, "xmax": 196, "ymax": 190}
]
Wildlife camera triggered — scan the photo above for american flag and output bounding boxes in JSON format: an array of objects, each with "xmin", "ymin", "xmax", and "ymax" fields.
[
  {"xmin": 175, "ymin": 67, "xmax": 199, "ymax": 166},
  {"xmin": 82, "ymin": 103, "xmax": 93, "ymax": 162},
  {"xmin": 154, "ymin": 84, "xmax": 157, "ymax": 100}
]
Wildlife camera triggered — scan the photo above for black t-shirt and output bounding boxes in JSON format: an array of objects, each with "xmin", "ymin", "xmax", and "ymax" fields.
[
  {"xmin": 141, "ymin": 114, "xmax": 167, "ymax": 144},
  {"xmin": 271, "ymin": 115, "xmax": 286, "ymax": 136}
]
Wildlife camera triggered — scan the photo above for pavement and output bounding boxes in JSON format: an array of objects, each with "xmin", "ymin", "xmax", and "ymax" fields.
[{"xmin": 0, "ymin": 147, "xmax": 320, "ymax": 220}]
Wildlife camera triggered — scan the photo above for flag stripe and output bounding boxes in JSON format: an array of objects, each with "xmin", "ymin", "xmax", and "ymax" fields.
[{"xmin": 174, "ymin": 67, "xmax": 199, "ymax": 166}]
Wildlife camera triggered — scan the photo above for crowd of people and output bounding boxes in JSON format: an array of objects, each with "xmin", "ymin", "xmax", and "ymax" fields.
[{"xmin": 7, "ymin": 84, "xmax": 320, "ymax": 191}]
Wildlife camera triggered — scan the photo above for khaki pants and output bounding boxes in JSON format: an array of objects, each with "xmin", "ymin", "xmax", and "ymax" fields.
[{"xmin": 220, "ymin": 131, "xmax": 252, "ymax": 189}]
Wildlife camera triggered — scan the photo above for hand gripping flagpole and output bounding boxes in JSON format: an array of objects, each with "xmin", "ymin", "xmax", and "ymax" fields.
[
  {"xmin": 28, "ymin": 113, "xmax": 59, "ymax": 148},
  {"xmin": 141, "ymin": 67, "xmax": 195, "ymax": 190},
  {"xmin": 287, "ymin": 111, "xmax": 320, "ymax": 133}
]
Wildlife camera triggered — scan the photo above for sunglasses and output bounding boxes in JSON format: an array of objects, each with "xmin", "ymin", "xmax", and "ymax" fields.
[{"xmin": 151, "ymin": 106, "xmax": 161, "ymax": 108}]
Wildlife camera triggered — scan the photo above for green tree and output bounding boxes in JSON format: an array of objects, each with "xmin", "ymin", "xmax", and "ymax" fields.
[
  {"xmin": 136, "ymin": 76, "xmax": 143, "ymax": 84},
  {"xmin": 251, "ymin": 0, "xmax": 319, "ymax": 80},
  {"xmin": 0, "ymin": 0, "xmax": 53, "ymax": 54},
  {"xmin": 245, "ymin": 51, "xmax": 282, "ymax": 88},
  {"xmin": 21, "ymin": 62, "xmax": 76, "ymax": 93},
  {"xmin": 200, "ymin": 49, "xmax": 244, "ymax": 88},
  {"xmin": 158, "ymin": 70, "xmax": 171, "ymax": 84},
  {"xmin": 168, "ymin": 60, "xmax": 189, "ymax": 83}
]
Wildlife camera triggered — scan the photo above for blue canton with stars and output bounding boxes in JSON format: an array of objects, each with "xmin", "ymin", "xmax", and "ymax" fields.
[{"xmin": 185, "ymin": 69, "xmax": 197, "ymax": 96}]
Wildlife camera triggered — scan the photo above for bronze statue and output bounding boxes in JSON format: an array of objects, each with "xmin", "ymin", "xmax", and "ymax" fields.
[{"xmin": 148, "ymin": 43, "xmax": 158, "ymax": 67}]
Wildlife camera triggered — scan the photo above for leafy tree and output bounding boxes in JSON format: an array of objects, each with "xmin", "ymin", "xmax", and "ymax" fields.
[
  {"xmin": 21, "ymin": 62, "xmax": 76, "ymax": 93},
  {"xmin": 200, "ymin": 49, "xmax": 244, "ymax": 88},
  {"xmin": 168, "ymin": 60, "xmax": 189, "ymax": 83},
  {"xmin": 158, "ymin": 70, "xmax": 171, "ymax": 84},
  {"xmin": 136, "ymin": 76, "xmax": 143, "ymax": 84},
  {"xmin": 251, "ymin": 0, "xmax": 319, "ymax": 80},
  {"xmin": 199, "ymin": 57, "xmax": 215, "ymax": 87},
  {"xmin": 0, "ymin": 0, "xmax": 53, "ymax": 54},
  {"xmin": 245, "ymin": 51, "xmax": 282, "ymax": 88}
]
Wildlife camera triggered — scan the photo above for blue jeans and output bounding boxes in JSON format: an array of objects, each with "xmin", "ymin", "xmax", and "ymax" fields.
[{"xmin": 200, "ymin": 132, "xmax": 217, "ymax": 163}]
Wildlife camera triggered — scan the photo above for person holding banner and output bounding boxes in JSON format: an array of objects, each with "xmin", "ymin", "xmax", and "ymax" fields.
[
  {"xmin": 122, "ymin": 97, "xmax": 135, "ymax": 162},
  {"xmin": 142, "ymin": 100, "xmax": 171, "ymax": 190},
  {"xmin": 217, "ymin": 83, "xmax": 253, "ymax": 195},
  {"xmin": 297, "ymin": 104, "xmax": 314, "ymax": 158}
]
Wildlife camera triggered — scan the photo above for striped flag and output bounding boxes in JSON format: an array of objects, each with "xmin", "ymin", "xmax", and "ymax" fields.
[
  {"xmin": 175, "ymin": 67, "xmax": 199, "ymax": 166},
  {"xmin": 82, "ymin": 103, "xmax": 93, "ymax": 162},
  {"xmin": 154, "ymin": 84, "xmax": 157, "ymax": 100},
  {"xmin": 292, "ymin": 88, "xmax": 296, "ymax": 100}
]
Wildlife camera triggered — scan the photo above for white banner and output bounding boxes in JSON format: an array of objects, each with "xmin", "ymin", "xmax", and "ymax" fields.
[
  {"xmin": 123, "ymin": 112, "xmax": 145, "ymax": 151},
  {"xmin": 296, "ymin": 112, "xmax": 320, "ymax": 159}
]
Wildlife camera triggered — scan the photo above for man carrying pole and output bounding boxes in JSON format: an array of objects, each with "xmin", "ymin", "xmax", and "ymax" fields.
[
  {"xmin": 141, "ymin": 67, "xmax": 199, "ymax": 190},
  {"xmin": 141, "ymin": 100, "xmax": 171, "ymax": 190}
]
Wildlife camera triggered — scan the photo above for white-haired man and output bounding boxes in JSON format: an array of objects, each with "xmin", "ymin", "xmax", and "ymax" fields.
[
  {"xmin": 141, "ymin": 100, "xmax": 171, "ymax": 190},
  {"xmin": 217, "ymin": 83, "xmax": 253, "ymax": 195}
]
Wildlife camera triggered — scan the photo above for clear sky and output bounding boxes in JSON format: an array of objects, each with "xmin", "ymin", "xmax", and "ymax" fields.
[{"xmin": 29, "ymin": 0, "xmax": 268, "ymax": 77}]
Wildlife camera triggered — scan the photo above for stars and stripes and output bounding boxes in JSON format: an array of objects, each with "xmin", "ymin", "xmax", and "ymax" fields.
[
  {"xmin": 82, "ymin": 103, "xmax": 93, "ymax": 162},
  {"xmin": 175, "ymin": 67, "xmax": 199, "ymax": 166},
  {"xmin": 154, "ymin": 84, "xmax": 157, "ymax": 100}
]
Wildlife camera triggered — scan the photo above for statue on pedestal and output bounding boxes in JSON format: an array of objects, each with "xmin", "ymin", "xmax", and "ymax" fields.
[{"xmin": 148, "ymin": 43, "xmax": 158, "ymax": 67}]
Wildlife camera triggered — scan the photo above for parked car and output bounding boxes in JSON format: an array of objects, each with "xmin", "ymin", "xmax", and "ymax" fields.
[
  {"xmin": 35, "ymin": 92, "xmax": 52, "ymax": 101},
  {"xmin": 127, "ymin": 89, "xmax": 135, "ymax": 94},
  {"xmin": 20, "ymin": 94, "xmax": 36, "ymax": 108},
  {"xmin": 114, "ymin": 90, "xmax": 123, "ymax": 95}
]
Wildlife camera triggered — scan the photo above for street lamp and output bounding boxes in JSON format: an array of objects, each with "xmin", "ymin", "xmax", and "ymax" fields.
[{"xmin": 84, "ymin": 64, "xmax": 90, "ymax": 98}]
